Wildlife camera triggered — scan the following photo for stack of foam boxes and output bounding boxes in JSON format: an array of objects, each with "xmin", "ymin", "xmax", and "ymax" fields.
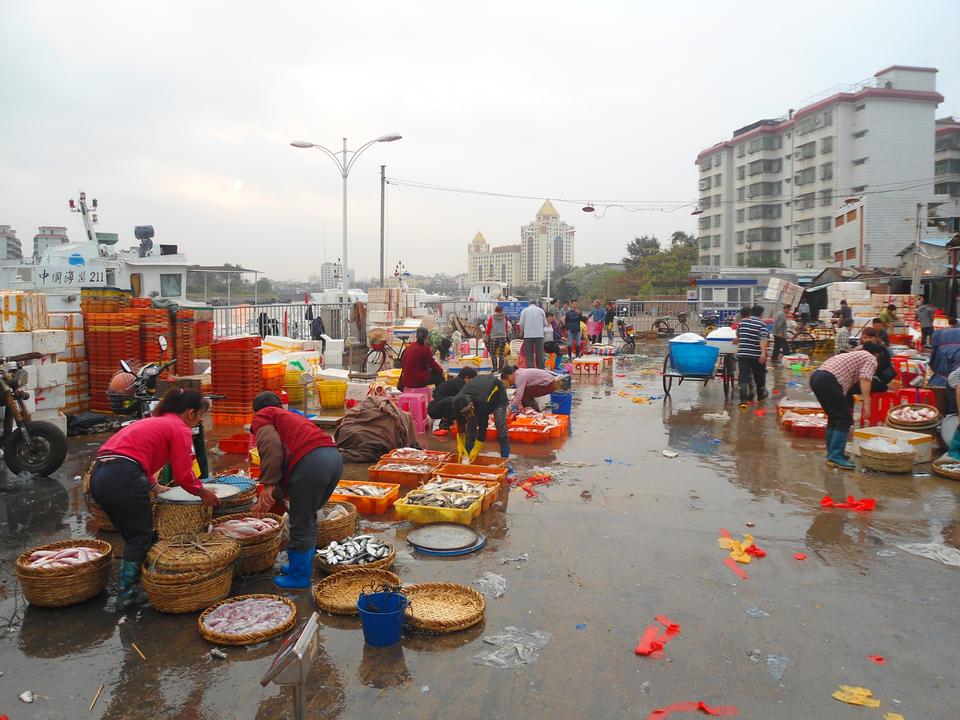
[
  {"xmin": 365, "ymin": 287, "xmax": 396, "ymax": 331},
  {"xmin": 48, "ymin": 312, "xmax": 89, "ymax": 415},
  {"xmin": 764, "ymin": 278, "xmax": 803, "ymax": 309}
]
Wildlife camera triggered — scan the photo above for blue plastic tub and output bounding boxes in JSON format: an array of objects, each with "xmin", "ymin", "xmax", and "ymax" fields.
[
  {"xmin": 550, "ymin": 391, "xmax": 573, "ymax": 415},
  {"xmin": 357, "ymin": 591, "xmax": 408, "ymax": 647},
  {"xmin": 669, "ymin": 341, "xmax": 719, "ymax": 375}
]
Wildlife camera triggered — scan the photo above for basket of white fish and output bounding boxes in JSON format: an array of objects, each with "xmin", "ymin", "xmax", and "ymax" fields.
[
  {"xmin": 932, "ymin": 458, "xmax": 960, "ymax": 481},
  {"xmin": 886, "ymin": 403, "xmax": 941, "ymax": 430},
  {"xmin": 316, "ymin": 501, "xmax": 358, "ymax": 548},
  {"xmin": 860, "ymin": 437, "xmax": 916, "ymax": 474},
  {"xmin": 211, "ymin": 513, "xmax": 284, "ymax": 575},
  {"xmin": 142, "ymin": 533, "xmax": 240, "ymax": 614},
  {"xmin": 199, "ymin": 593, "xmax": 297, "ymax": 646},
  {"xmin": 16, "ymin": 539, "xmax": 113, "ymax": 608},
  {"xmin": 316, "ymin": 534, "xmax": 396, "ymax": 574}
]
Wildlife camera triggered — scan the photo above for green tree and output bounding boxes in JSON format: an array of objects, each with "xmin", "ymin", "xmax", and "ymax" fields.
[
  {"xmin": 256, "ymin": 277, "xmax": 273, "ymax": 293},
  {"xmin": 622, "ymin": 235, "xmax": 661, "ymax": 271}
]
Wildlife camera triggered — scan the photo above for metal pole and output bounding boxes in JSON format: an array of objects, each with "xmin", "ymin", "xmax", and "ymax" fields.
[
  {"xmin": 911, "ymin": 202, "xmax": 923, "ymax": 295},
  {"xmin": 293, "ymin": 683, "xmax": 307, "ymax": 720},
  {"xmin": 380, "ymin": 164, "xmax": 386, "ymax": 288},
  {"xmin": 341, "ymin": 137, "xmax": 349, "ymax": 307},
  {"xmin": 254, "ymin": 271, "xmax": 259, "ymax": 305}
]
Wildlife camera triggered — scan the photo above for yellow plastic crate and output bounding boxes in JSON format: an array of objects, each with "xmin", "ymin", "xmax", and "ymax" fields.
[{"xmin": 393, "ymin": 493, "xmax": 481, "ymax": 525}]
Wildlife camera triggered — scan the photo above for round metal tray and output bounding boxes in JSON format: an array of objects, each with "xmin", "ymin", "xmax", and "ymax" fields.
[
  {"xmin": 407, "ymin": 523, "xmax": 480, "ymax": 552},
  {"xmin": 157, "ymin": 483, "xmax": 242, "ymax": 504}
]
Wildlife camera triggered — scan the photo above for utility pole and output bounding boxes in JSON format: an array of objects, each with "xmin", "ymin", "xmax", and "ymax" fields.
[
  {"xmin": 911, "ymin": 202, "xmax": 923, "ymax": 295},
  {"xmin": 380, "ymin": 165, "xmax": 386, "ymax": 288}
]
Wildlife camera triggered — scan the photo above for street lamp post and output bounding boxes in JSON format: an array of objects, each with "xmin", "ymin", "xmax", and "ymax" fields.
[{"xmin": 291, "ymin": 134, "xmax": 402, "ymax": 314}]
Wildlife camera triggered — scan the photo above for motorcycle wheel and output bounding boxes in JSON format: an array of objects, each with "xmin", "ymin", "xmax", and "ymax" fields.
[{"xmin": 4, "ymin": 421, "xmax": 68, "ymax": 477}]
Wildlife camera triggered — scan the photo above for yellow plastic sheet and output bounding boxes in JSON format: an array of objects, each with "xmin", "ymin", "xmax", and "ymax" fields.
[
  {"xmin": 883, "ymin": 713, "xmax": 905, "ymax": 720},
  {"xmin": 718, "ymin": 533, "xmax": 755, "ymax": 564},
  {"xmin": 832, "ymin": 685, "xmax": 881, "ymax": 708}
]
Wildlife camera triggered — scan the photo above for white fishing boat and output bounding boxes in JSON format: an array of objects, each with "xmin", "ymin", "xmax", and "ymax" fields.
[{"xmin": 0, "ymin": 192, "xmax": 190, "ymax": 312}]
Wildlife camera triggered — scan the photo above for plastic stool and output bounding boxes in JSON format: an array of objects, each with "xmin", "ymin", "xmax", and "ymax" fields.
[
  {"xmin": 895, "ymin": 387, "xmax": 935, "ymax": 406},
  {"xmin": 863, "ymin": 390, "xmax": 897, "ymax": 427},
  {"xmin": 396, "ymin": 393, "xmax": 429, "ymax": 435}
]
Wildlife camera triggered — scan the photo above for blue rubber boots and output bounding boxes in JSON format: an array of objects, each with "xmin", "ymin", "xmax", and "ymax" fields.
[
  {"xmin": 274, "ymin": 547, "xmax": 315, "ymax": 589},
  {"xmin": 826, "ymin": 428, "xmax": 854, "ymax": 470}
]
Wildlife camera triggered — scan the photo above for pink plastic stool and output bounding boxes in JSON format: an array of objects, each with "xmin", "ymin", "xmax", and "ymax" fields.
[
  {"xmin": 895, "ymin": 387, "xmax": 935, "ymax": 406},
  {"xmin": 397, "ymin": 392, "xmax": 429, "ymax": 434}
]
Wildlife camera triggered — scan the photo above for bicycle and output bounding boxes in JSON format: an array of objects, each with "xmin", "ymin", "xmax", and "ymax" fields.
[
  {"xmin": 651, "ymin": 312, "xmax": 691, "ymax": 337},
  {"xmin": 362, "ymin": 329, "xmax": 409, "ymax": 373}
]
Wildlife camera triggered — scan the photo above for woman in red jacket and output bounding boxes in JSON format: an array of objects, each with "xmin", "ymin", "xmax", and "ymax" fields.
[
  {"xmin": 91, "ymin": 388, "xmax": 220, "ymax": 611},
  {"xmin": 398, "ymin": 327, "xmax": 445, "ymax": 391},
  {"xmin": 250, "ymin": 391, "xmax": 344, "ymax": 589}
]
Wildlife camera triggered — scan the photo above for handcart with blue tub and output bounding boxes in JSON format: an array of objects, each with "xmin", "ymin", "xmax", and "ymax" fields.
[{"xmin": 661, "ymin": 337, "xmax": 737, "ymax": 399}]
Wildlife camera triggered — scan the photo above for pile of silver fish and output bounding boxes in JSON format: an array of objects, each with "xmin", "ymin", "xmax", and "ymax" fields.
[
  {"xmin": 213, "ymin": 516, "xmax": 280, "ymax": 539},
  {"xmin": 27, "ymin": 547, "xmax": 104, "ymax": 569},
  {"xmin": 318, "ymin": 504, "xmax": 351, "ymax": 522},
  {"xmin": 936, "ymin": 462, "xmax": 960, "ymax": 472},
  {"xmin": 202, "ymin": 597, "xmax": 292, "ymax": 635},
  {"xmin": 389, "ymin": 448, "xmax": 439, "ymax": 461},
  {"xmin": 376, "ymin": 463, "xmax": 435, "ymax": 473},
  {"xmin": 335, "ymin": 483, "xmax": 391, "ymax": 497},
  {"xmin": 317, "ymin": 535, "xmax": 392, "ymax": 565},
  {"xmin": 404, "ymin": 489, "xmax": 481, "ymax": 508},
  {"xmin": 422, "ymin": 478, "xmax": 492, "ymax": 495}
]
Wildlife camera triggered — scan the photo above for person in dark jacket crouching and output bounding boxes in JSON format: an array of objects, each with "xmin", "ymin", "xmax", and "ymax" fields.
[{"xmin": 428, "ymin": 366, "xmax": 477, "ymax": 435}]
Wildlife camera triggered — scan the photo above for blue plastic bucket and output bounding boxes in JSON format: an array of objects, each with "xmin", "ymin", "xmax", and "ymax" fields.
[
  {"xmin": 668, "ymin": 341, "xmax": 719, "ymax": 375},
  {"xmin": 357, "ymin": 591, "xmax": 408, "ymax": 647},
  {"xmin": 550, "ymin": 391, "xmax": 573, "ymax": 415}
]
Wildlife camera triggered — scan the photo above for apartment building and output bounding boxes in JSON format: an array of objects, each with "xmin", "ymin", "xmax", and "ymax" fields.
[
  {"xmin": 0, "ymin": 225, "xmax": 23, "ymax": 260},
  {"xmin": 936, "ymin": 116, "xmax": 960, "ymax": 198},
  {"xmin": 519, "ymin": 200, "xmax": 575, "ymax": 286},
  {"xmin": 696, "ymin": 65, "xmax": 943, "ymax": 270},
  {"xmin": 467, "ymin": 231, "xmax": 521, "ymax": 286},
  {"xmin": 32, "ymin": 226, "xmax": 69, "ymax": 259}
]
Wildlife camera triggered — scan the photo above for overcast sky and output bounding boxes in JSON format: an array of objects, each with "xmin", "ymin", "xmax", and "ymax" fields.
[{"xmin": 2, "ymin": 1, "xmax": 958, "ymax": 282}]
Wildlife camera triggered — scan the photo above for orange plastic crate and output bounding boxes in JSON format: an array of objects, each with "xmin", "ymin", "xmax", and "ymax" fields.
[
  {"xmin": 329, "ymin": 480, "xmax": 400, "ymax": 514},
  {"xmin": 436, "ymin": 463, "xmax": 508, "ymax": 485},
  {"xmin": 367, "ymin": 461, "xmax": 440, "ymax": 486},
  {"xmin": 380, "ymin": 449, "xmax": 455, "ymax": 464}
]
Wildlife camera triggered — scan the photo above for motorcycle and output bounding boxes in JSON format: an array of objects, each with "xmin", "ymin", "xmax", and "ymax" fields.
[
  {"xmin": 0, "ymin": 352, "xmax": 69, "ymax": 476},
  {"xmin": 617, "ymin": 318, "xmax": 636, "ymax": 354}
]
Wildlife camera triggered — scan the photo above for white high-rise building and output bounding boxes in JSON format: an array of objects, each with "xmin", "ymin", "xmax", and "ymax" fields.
[
  {"xmin": 0, "ymin": 225, "xmax": 23, "ymax": 260},
  {"xmin": 467, "ymin": 232, "xmax": 521, "ymax": 286},
  {"xmin": 695, "ymin": 65, "xmax": 944, "ymax": 269},
  {"xmin": 935, "ymin": 116, "xmax": 960, "ymax": 199},
  {"xmin": 520, "ymin": 200, "xmax": 575, "ymax": 286},
  {"xmin": 317, "ymin": 260, "xmax": 354, "ymax": 290},
  {"xmin": 33, "ymin": 226, "xmax": 69, "ymax": 258}
]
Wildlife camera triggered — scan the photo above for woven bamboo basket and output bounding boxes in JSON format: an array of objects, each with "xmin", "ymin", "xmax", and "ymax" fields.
[
  {"xmin": 313, "ymin": 568, "xmax": 400, "ymax": 615},
  {"xmin": 154, "ymin": 501, "xmax": 213, "ymax": 539},
  {"xmin": 860, "ymin": 445, "xmax": 916, "ymax": 473},
  {"xmin": 402, "ymin": 582, "xmax": 485, "ymax": 633},
  {"xmin": 198, "ymin": 593, "xmax": 297, "ymax": 646},
  {"xmin": 886, "ymin": 403, "xmax": 941, "ymax": 429},
  {"xmin": 217, "ymin": 486, "xmax": 258, "ymax": 511},
  {"xmin": 316, "ymin": 501, "xmax": 358, "ymax": 547},
  {"xmin": 211, "ymin": 513, "xmax": 285, "ymax": 575},
  {"xmin": 16, "ymin": 539, "xmax": 114, "ymax": 608},
  {"xmin": 932, "ymin": 462, "xmax": 960, "ymax": 481},
  {"xmin": 142, "ymin": 534, "xmax": 239, "ymax": 614},
  {"xmin": 316, "ymin": 545, "xmax": 396, "ymax": 575},
  {"xmin": 81, "ymin": 463, "xmax": 117, "ymax": 532}
]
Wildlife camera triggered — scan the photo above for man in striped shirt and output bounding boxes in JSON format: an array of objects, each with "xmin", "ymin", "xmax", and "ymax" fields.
[{"xmin": 736, "ymin": 305, "xmax": 769, "ymax": 404}]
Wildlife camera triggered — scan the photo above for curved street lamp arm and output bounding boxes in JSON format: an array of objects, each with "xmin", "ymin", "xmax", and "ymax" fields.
[
  {"xmin": 344, "ymin": 138, "xmax": 384, "ymax": 175},
  {"xmin": 304, "ymin": 143, "xmax": 347, "ymax": 175}
]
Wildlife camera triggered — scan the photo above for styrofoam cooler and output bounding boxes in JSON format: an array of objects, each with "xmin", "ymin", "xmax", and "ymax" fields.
[
  {"xmin": 32, "ymin": 409, "xmax": 68, "ymax": 435},
  {"xmin": 0, "ymin": 332, "xmax": 34, "ymax": 357},
  {"xmin": 34, "ymin": 385, "xmax": 66, "ymax": 411},
  {"xmin": 36, "ymin": 362, "xmax": 68, "ymax": 387},
  {"xmin": 31, "ymin": 329, "xmax": 67, "ymax": 355}
]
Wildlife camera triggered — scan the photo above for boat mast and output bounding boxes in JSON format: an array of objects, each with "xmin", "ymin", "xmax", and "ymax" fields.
[{"xmin": 69, "ymin": 191, "xmax": 99, "ymax": 244}]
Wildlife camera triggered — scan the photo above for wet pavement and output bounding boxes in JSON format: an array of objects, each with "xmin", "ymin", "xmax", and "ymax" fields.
[{"xmin": 1, "ymin": 341, "xmax": 959, "ymax": 719}]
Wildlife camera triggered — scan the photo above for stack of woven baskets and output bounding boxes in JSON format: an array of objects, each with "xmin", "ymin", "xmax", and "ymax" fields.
[
  {"xmin": 154, "ymin": 500, "xmax": 213, "ymax": 540},
  {"xmin": 886, "ymin": 403, "xmax": 941, "ymax": 432},
  {"xmin": 210, "ymin": 475, "xmax": 258, "ymax": 515},
  {"xmin": 142, "ymin": 533, "xmax": 239, "ymax": 613},
  {"xmin": 211, "ymin": 513, "xmax": 285, "ymax": 574},
  {"xmin": 860, "ymin": 438, "xmax": 917, "ymax": 474},
  {"xmin": 16, "ymin": 539, "xmax": 114, "ymax": 607},
  {"xmin": 317, "ymin": 501, "xmax": 357, "ymax": 547}
]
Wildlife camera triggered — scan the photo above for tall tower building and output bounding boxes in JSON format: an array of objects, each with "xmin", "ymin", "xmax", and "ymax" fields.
[
  {"xmin": 519, "ymin": 200, "xmax": 575, "ymax": 285},
  {"xmin": 467, "ymin": 231, "xmax": 521, "ymax": 286}
]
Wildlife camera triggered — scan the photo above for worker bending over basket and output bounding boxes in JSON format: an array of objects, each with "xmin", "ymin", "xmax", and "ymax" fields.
[
  {"xmin": 91, "ymin": 388, "xmax": 219, "ymax": 611},
  {"xmin": 452, "ymin": 373, "xmax": 511, "ymax": 463},
  {"xmin": 428, "ymin": 366, "xmax": 478, "ymax": 435},
  {"xmin": 808, "ymin": 329, "xmax": 884, "ymax": 470},
  {"xmin": 501, "ymin": 364, "xmax": 558, "ymax": 412},
  {"xmin": 251, "ymin": 391, "xmax": 344, "ymax": 589}
]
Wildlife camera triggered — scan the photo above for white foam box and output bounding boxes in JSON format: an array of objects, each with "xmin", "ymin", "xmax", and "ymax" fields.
[
  {"xmin": 34, "ymin": 385, "xmax": 66, "ymax": 411},
  {"xmin": 367, "ymin": 287, "xmax": 389, "ymax": 304},
  {"xmin": 345, "ymin": 381, "xmax": 372, "ymax": 403},
  {"xmin": 37, "ymin": 362, "xmax": 68, "ymax": 387},
  {"xmin": 850, "ymin": 426, "xmax": 934, "ymax": 464},
  {"xmin": 0, "ymin": 291, "xmax": 48, "ymax": 332},
  {"xmin": 317, "ymin": 368, "xmax": 350, "ymax": 382},
  {"xmin": 31, "ymin": 329, "xmax": 67, "ymax": 355},
  {"xmin": 0, "ymin": 332, "xmax": 34, "ymax": 357},
  {"xmin": 32, "ymin": 409, "xmax": 67, "ymax": 435},
  {"xmin": 22, "ymin": 363, "xmax": 38, "ymax": 389},
  {"xmin": 367, "ymin": 309, "xmax": 395, "ymax": 324}
]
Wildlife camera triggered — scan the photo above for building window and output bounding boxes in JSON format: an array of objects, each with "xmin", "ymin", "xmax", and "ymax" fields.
[
  {"xmin": 819, "ymin": 217, "xmax": 832, "ymax": 233},
  {"xmin": 819, "ymin": 243, "xmax": 832, "ymax": 259},
  {"xmin": 712, "ymin": 236, "xmax": 720, "ymax": 248},
  {"xmin": 699, "ymin": 177, "xmax": 712, "ymax": 191},
  {"xmin": 737, "ymin": 166, "xmax": 745, "ymax": 180},
  {"xmin": 852, "ymin": 129, "xmax": 868, "ymax": 139},
  {"xmin": 935, "ymin": 159, "xmax": 960, "ymax": 174},
  {"xmin": 701, "ymin": 197, "xmax": 711, "ymax": 210},
  {"xmin": 845, "ymin": 248, "xmax": 857, "ymax": 260},
  {"xmin": 835, "ymin": 215, "xmax": 845, "ymax": 228},
  {"xmin": 713, "ymin": 174, "xmax": 721, "ymax": 188},
  {"xmin": 712, "ymin": 214, "xmax": 721, "ymax": 229},
  {"xmin": 819, "ymin": 189, "xmax": 833, "ymax": 207},
  {"xmin": 700, "ymin": 255, "xmax": 711, "ymax": 265},
  {"xmin": 794, "ymin": 167, "xmax": 816, "ymax": 185},
  {"xmin": 736, "ymin": 145, "xmax": 745, "ymax": 158},
  {"xmin": 821, "ymin": 162, "xmax": 834, "ymax": 180},
  {"xmin": 699, "ymin": 216, "xmax": 711, "ymax": 230},
  {"xmin": 735, "ymin": 231, "xmax": 745, "ymax": 245},
  {"xmin": 796, "ymin": 244, "xmax": 814, "ymax": 261},
  {"xmin": 736, "ymin": 209, "xmax": 745, "ymax": 223},
  {"xmin": 700, "ymin": 237, "xmax": 711, "ymax": 250},
  {"xmin": 160, "ymin": 273, "xmax": 183, "ymax": 298},
  {"xmin": 797, "ymin": 141, "xmax": 816, "ymax": 160},
  {"xmin": 737, "ymin": 187, "xmax": 745, "ymax": 201},
  {"xmin": 795, "ymin": 219, "xmax": 816, "ymax": 235},
  {"xmin": 735, "ymin": 252, "xmax": 744, "ymax": 265},
  {"xmin": 700, "ymin": 156, "xmax": 712, "ymax": 171},
  {"xmin": 846, "ymin": 209, "xmax": 857, "ymax": 222},
  {"xmin": 746, "ymin": 227, "xmax": 781, "ymax": 243},
  {"xmin": 823, "ymin": 109, "xmax": 833, "ymax": 126},
  {"xmin": 747, "ymin": 181, "xmax": 781, "ymax": 198},
  {"xmin": 820, "ymin": 136, "xmax": 834, "ymax": 154},
  {"xmin": 712, "ymin": 255, "xmax": 720, "ymax": 265},
  {"xmin": 935, "ymin": 181, "xmax": 960, "ymax": 196},
  {"xmin": 796, "ymin": 193, "xmax": 815, "ymax": 211},
  {"xmin": 855, "ymin": 103, "xmax": 865, "ymax": 111},
  {"xmin": 747, "ymin": 203, "xmax": 782, "ymax": 220},
  {"xmin": 747, "ymin": 135, "xmax": 782, "ymax": 153},
  {"xmin": 852, "ymin": 185, "xmax": 867, "ymax": 192},
  {"xmin": 748, "ymin": 158, "xmax": 783, "ymax": 175},
  {"xmin": 834, "ymin": 251, "xmax": 844, "ymax": 262}
]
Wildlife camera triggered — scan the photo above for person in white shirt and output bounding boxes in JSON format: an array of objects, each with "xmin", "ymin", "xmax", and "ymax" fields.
[{"xmin": 518, "ymin": 300, "xmax": 547, "ymax": 369}]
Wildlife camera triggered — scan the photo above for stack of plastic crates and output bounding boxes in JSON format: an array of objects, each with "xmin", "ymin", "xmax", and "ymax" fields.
[
  {"xmin": 173, "ymin": 309, "xmax": 196, "ymax": 376},
  {"xmin": 84, "ymin": 311, "xmax": 139, "ymax": 412},
  {"xmin": 211, "ymin": 336, "xmax": 262, "ymax": 425},
  {"xmin": 135, "ymin": 308, "xmax": 172, "ymax": 364},
  {"xmin": 195, "ymin": 312, "xmax": 215, "ymax": 359},
  {"xmin": 261, "ymin": 362, "xmax": 286, "ymax": 395}
]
